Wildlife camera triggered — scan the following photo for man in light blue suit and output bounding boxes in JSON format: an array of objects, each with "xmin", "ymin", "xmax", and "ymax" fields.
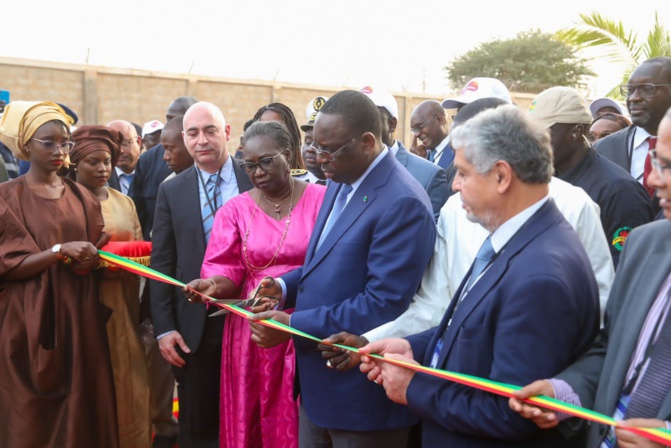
[
  {"xmin": 360, "ymin": 105, "xmax": 600, "ymax": 448},
  {"xmin": 250, "ymin": 90, "xmax": 436, "ymax": 448},
  {"xmin": 361, "ymin": 86, "xmax": 449, "ymax": 221}
]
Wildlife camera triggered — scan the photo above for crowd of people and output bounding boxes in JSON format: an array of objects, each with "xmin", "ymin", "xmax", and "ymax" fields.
[{"xmin": 0, "ymin": 55, "xmax": 670, "ymax": 448}]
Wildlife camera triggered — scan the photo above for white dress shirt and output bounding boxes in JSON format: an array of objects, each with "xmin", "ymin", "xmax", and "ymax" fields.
[{"xmin": 630, "ymin": 126, "xmax": 652, "ymax": 183}]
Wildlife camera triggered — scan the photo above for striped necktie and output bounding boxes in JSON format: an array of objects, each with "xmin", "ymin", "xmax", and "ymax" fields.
[
  {"xmin": 202, "ymin": 173, "xmax": 221, "ymax": 243},
  {"xmin": 317, "ymin": 183, "xmax": 353, "ymax": 249}
]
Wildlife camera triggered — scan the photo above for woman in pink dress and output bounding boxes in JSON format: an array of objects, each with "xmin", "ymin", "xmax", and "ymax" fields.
[{"xmin": 185, "ymin": 121, "xmax": 325, "ymax": 448}]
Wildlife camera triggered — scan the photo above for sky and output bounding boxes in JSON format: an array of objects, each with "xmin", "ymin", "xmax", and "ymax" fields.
[{"xmin": 2, "ymin": 0, "xmax": 669, "ymax": 98}]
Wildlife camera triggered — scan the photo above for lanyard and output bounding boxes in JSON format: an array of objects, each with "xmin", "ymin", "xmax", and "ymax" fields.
[{"xmin": 197, "ymin": 166, "xmax": 223, "ymax": 218}]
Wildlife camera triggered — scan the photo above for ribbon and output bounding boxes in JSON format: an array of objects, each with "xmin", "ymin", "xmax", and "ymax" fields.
[{"xmin": 98, "ymin": 250, "xmax": 671, "ymax": 445}]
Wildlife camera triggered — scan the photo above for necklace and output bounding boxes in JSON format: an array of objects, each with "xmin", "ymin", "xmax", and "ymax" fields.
[
  {"xmin": 243, "ymin": 180, "xmax": 295, "ymax": 273},
  {"xmin": 260, "ymin": 189, "xmax": 293, "ymax": 220}
]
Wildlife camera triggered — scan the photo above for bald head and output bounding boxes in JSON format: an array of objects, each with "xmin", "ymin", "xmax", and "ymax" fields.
[
  {"xmin": 106, "ymin": 119, "xmax": 141, "ymax": 174},
  {"xmin": 166, "ymin": 96, "xmax": 198, "ymax": 122},
  {"xmin": 410, "ymin": 100, "xmax": 448, "ymax": 150},
  {"xmin": 182, "ymin": 102, "xmax": 231, "ymax": 173}
]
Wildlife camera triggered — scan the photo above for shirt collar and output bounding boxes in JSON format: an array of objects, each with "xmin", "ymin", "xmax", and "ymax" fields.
[
  {"xmin": 389, "ymin": 140, "xmax": 399, "ymax": 156},
  {"xmin": 196, "ymin": 156, "xmax": 233, "ymax": 184},
  {"xmin": 634, "ymin": 126, "xmax": 652, "ymax": 148},
  {"xmin": 490, "ymin": 195, "xmax": 550, "ymax": 253},
  {"xmin": 350, "ymin": 146, "xmax": 389, "ymax": 193},
  {"xmin": 115, "ymin": 166, "xmax": 135, "ymax": 177}
]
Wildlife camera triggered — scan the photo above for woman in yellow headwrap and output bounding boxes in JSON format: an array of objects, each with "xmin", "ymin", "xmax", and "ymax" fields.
[
  {"xmin": 70, "ymin": 125, "xmax": 150, "ymax": 447},
  {"xmin": 0, "ymin": 102, "xmax": 119, "ymax": 447}
]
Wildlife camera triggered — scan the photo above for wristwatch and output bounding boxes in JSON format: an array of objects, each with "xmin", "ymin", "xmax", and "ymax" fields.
[{"xmin": 51, "ymin": 243, "xmax": 64, "ymax": 261}]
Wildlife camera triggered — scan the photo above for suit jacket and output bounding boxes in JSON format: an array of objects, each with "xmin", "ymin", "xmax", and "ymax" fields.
[
  {"xmin": 150, "ymin": 159, "xmax": 252, "ymax": 352},
  {"xmin": 131, "ymin": 144, "xmax": 173, "ymax": 240},
  {"xmin": 405, "ymin": 200, "xmax": 600, "ymax": 448},
  {"xmin": 394, "ymin": 141, "xmax": 449, "ymax": 221},
  {"xmin": 281, "ymin": 152, "xmax": 436, "ymax": 432},
  {"xmin": 594, "ymin": 125, "xmax": 635, "ymax": 173},
  {"xmin": 107, "ymin": 169, "xmax": 121, "ymax": 192},
  {"xmin": 557, "ymin": 219, "xmax": 671, "ymax": 446}
]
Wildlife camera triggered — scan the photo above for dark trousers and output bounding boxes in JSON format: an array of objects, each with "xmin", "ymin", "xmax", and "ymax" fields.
[
  {"xmin": 173, "ymin": 315, "xmax": 225, "ymax": 448},
  {"xmin": 298, "ymin": 404, "xmax": 410, "ymax": 448}
]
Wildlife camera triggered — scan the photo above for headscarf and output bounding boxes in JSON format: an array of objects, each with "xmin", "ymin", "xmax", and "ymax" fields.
[
  {"xmin": 71, "ymin": 125, "xmax": 122, "ymax": 168},
  {"xmin": 0, "ymin": 101, "xmax": 74, "ymax": 161}
]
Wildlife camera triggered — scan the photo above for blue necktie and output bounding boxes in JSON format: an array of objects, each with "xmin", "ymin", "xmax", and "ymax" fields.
[
  {"xmin": 119, "ymin": 173, "xmax": 134, "ymax": 195},
  {"xmin": 465, "ymin": 236, "xmax": 495, "ymax": 293},
  {"xmin": 317, "ymin": 184, "xmax": 353, "ymax": 249},
  {"xmin": 202, "ymin": 173, "xmax": 221, "ymax": 243}
]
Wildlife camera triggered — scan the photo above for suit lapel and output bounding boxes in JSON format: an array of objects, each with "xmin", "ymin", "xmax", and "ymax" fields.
[
  {"xmin": 602, "ymin": 243, "xmax": 671, "ymax": 416},
  {"xmin": 180, "ymin": 167, "xmax": 207, "ymax": 254},
  {"xmin": 436, "ymin": 201, "xmax": 559, "ymax": 367},
  {"xmin": 301, "ymin": 153, "xmax": 393, "ymax": 278}
]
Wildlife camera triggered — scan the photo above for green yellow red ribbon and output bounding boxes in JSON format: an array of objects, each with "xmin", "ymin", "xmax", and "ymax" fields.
[{"xmin": 98, "ymin": 250, "xmax": 671, "ymax": 445}]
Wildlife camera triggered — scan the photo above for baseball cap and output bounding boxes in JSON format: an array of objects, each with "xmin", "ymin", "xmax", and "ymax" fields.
[
  {"xmin": 301, "ymin": 96, "xmax": 329, "ymax": 132},
  {"xmin": 441, "ymin": 78, "xmax": 512, "ymax": 109},
  {"xmin": 360, "ymin": 86, "xmax": 398, "ymax": 119},
  {"xmin": 589, "ymin": 97, "xmax": 624, "ymax": 117},
  {"xmin": 142, "ymin": 119, "xmax": 164, "ymax": 137},
  {"xmin": 527, "ymin": 86, "xmax": 592, "ymax": 129}
]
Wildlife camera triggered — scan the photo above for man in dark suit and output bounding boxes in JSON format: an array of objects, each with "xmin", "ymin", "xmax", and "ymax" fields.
[
  {"xmin": 409, "ymin": 100, "xmax": 451, "ymax": 167},
  {"xmin": 107, "ymin": 119, "xmax": 142, "ymax": 195},
  {"xmin": 250, "ymin": 90, "xmax": 436, "ymax": 447},
  {"xmin": 511, "ymin": 107, "xmax": 671, "ymax": 448},
  {"xmin": 360, "ymin": 105, "xmax": 600, "ymax": 448},
  {"xmin": 595, "ymin": 57, "xmax": 671, "ymax": 196},
  {"xmin": 361, "ymin": 86, "xmax": 449, "ymax": 220},
  {"xmin": 150, "ymin": 101, "xmax": 252, "ymax": 448},
  {"xmin": 133, "ymin": 96, "xmax": 198, "ymax": 241}
]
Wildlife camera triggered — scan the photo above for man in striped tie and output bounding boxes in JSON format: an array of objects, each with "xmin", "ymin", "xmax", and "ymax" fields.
[
  {"xmin": 511, "ymin": 106, "xmax": 671, "ymax": 447},
  {"xmin": 150, "ymin": 102, "xmax": 253, "ymax": 447}
]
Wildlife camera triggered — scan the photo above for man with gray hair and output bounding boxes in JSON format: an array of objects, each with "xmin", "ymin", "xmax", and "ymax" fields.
[{"xmin": 360, "ymin": 105, "xmax": 600, "ymax": 448}]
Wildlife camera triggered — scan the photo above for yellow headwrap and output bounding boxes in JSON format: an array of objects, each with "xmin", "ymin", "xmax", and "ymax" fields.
[{"xmin": 0, "ymin": 101, "xmax": 74, "ymax": 161}]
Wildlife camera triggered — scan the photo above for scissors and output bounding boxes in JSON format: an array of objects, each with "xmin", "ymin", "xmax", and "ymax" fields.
[{"xmin": 208, "ymin": 283, "xmax": 277, "ymax": 317}]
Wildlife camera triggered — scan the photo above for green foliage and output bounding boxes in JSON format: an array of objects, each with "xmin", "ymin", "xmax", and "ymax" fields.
[
  {"xmin": 556, "ymin": 11, "xmax": 671, "ymax": 99},
  {"xmin": 444, "ymin": 30, "xmax": 594, "ymax": 94}
]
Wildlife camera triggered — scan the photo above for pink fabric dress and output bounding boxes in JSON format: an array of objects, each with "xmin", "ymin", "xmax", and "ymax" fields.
[{"xmin": 201, "ymin": 182, "xmax": 326, "ymax": 448}]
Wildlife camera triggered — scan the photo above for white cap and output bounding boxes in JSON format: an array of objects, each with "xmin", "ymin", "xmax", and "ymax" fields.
[
  {"xmin": 360, "ymin": 86, "xmax": 398, "ymax": 119},
  {"xmin": 142, "ymin": 119, "xmax": 164, "ymax": 138},
  {"xmin": 442, "ymin": 77, "xmax": 512, "ymax": 109},
  {"xmin": 589, "ymin": 97, "xmax": 624, "ymax": 117},
  {"xmin": 301, "ymin": 96, "xmax": 329, "ymax": 131}
]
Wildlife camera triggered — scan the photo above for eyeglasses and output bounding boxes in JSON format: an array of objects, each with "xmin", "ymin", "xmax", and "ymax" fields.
[
  {"xmin": 308, "ymin": 136, "xmax": 359, "ymax": 161},
  {"xmin": 410, "ymin": 115, "xmax": 437, "ymax": 135},
  {"xmin": 120, "ymin": 137, "xmax": 136, "ymax": 149},
  {"xmin": 30, "ymin": 138, "xmax": 75, "ymax": 154},
  {"xmin": 619, "ymin": 83, "xmax": 671, "ymax": 98},
  {"xmin": 649, "ymin": 149, "xmax": 671, "ymax": 179},
  {"xmin": 240, "ymin": 152, "xmax": 284, "ymax": 174}
]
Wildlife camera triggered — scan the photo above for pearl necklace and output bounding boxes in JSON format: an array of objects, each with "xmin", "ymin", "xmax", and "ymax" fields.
[{"xmin": 243, "ymin": 180, "xmax": 295, "ymax": 273}]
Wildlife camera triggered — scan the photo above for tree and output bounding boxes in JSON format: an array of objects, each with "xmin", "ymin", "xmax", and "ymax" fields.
[
  {"xmin": 444, "ymin": 30, "xmax": 594, "ymax": 94},
  {"xmin": 557, "ymin": 11, "xmax": 671, "ymax": 98}
]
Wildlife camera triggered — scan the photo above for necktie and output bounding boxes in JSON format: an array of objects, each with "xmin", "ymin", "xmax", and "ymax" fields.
[
  {"xmin": 119, "ymin": 173, "xmax": 134, "ymax": 195},
  {"xmin": 624, "ymin": 305, "xmax": 671, "ymax": 419},
  {"xmin": 643, "ymin": 136, "xmax": 657, "ymax": 197},
  {"xmin": 202, "ymin": 173, "xmax": 221, "ymax": 243},
  {"xmin": 317, "ymin": 184, "xmax": 353, "ymax": 249},
  {"xmin": 427, "ymin": 149, "xmax": 435, "ymax": 162},
  {"xmin": 464, "ymin": 236, "xmax": 495, "ymax": 293}
]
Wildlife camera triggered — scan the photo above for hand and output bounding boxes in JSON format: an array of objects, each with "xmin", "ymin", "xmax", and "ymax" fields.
[
  {"xmin": 410, "ymin": 135, "xmax": 427, "ymax": 159},
  {"xmin": 249, "ymin": 310, "xmax": 291, "ymax": 348},
  {"xmin": 249, "ymin": 297, "xmax": 280, "ymax": 314},
  {"xmin": 183, "ymin": 278, "xmax": 217, "ymax": 303},
  {"xmin": 60, "ymin": 241, "xmax": 99, "ymax": 269},
  {"xmin": 318, "ymin": 332, "xmax": 369, "ymax": 372},
  {"xmin": 94, "ymin": 231, "xmax": 111, "ymax": 249},
  {"xmin": 508, "ymin": 380, "xmax": 559, "ymax": 429},
  {"xmin": 158, "ymin": 331, "xmax": 191, "ymax": 367},
  {"xmin": 615, "ymin": 418, "xmax": 667, "ymax": 448},
  {"xmin": 359, "ymin": 338, "xmax": 413, "ymax": 385},
  {"xmin": 250, "ymin": 277, "xmax": 282, "ymax": 303}
]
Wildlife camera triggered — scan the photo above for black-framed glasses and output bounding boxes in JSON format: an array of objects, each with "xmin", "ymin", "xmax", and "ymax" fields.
[
  {"xmin": 410, "ymin": 115, "xmax": 437, "ymax": 135},
  {"xmin": 619, "ymin": 83, "xmax": 671, "ymax": 98},
  {"xmin": 650, "ymin": 149, "xmax": 671, "ymax": 178},
  {"xmin": 309, "ymin": 136, "xmax": 359, "ymax": 161},
  {"xmin": 30, "ymin": 138, "xmax": 75, "ymax": 154},
  {"xmin": 240, "ymin": 152, "xmax": 284, "ymax": 174}
]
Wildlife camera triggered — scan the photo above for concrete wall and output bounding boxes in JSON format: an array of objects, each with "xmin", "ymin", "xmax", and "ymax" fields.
[{"xmin": 1, "ymin": 56, "xmax": 535, "ymax": 150}]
